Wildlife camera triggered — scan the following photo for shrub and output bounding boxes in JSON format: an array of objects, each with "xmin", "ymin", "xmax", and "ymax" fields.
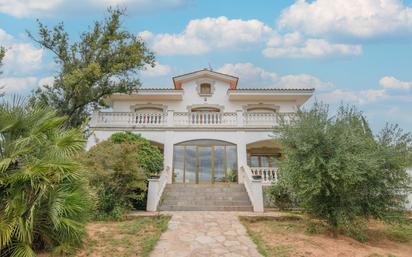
[
  {"xmin": 278, "ymin": 102, "xmax": 412, "ymax": 237},
  {"xmin": 81, "ymin": 141, "xmax": 148, "ymax": 219},
  {"xmin": 0, "ymin": 99, "xmax": 91, "ymax": 256},
  {"xmin": 267, "ymin": 182, "xmax": 296, "ymax": 210},
  {"xmin": 110, "ymin": 132, "xmax": 163, "ymax": 175}
]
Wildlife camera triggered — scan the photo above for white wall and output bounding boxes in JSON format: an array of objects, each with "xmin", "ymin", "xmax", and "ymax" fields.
[
  {"xmin": 87, "ymin": 129, "xmax": 278, "ymax": 183},
  {"xmin": 111, "ymin": 79, "xmax": 298, "ymax": 113}
]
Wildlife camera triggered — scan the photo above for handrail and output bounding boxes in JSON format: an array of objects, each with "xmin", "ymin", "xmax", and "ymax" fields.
[
  {"xmin": 250, "ymin": 167, "xmax": 278, "ymax": 185},
  {"xmin": 241, "ymin": 165, "xmax": 264, "ymax": 212},
  {"xmin": 146, "ymin": 166, "xmax": 170, "ymax": 212},
  {"xmin": 91, "ymin": 111, "xmax": 289, "ymax": 128}
]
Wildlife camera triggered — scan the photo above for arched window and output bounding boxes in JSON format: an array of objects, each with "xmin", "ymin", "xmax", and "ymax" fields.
[{"xmin": 173, "ymin": 139, "xmax": 237, "ymax": 184}]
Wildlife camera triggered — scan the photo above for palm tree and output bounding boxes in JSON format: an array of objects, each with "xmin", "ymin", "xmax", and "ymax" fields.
[{"xmin": 0, "ymin": 97, "xmax": 91, "ymax": 256}]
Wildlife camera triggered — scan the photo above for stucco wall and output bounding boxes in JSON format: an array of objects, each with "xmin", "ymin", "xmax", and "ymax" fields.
[{"xmin": 111, "ymin": 79, "xmax": 298, "ymax": 113}]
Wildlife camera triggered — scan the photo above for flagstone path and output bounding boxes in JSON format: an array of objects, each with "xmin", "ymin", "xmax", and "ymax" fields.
[{"xmin": 150, "ymin": 212, "xmax": 263, "ymax": 257}]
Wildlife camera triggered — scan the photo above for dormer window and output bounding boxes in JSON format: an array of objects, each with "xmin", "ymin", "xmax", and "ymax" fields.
[
  {"xmin": 200, "ymin": 83, "xmax": 212, "ymax": 95},
  {"xmin": 196, "ymin": 80, "xmax": 215, "ymax": 97}
]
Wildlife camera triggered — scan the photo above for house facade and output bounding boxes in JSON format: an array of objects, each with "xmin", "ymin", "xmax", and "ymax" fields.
[{"xmin": 87, "ymin": 69, "xmax": 314, "ymax": 211}]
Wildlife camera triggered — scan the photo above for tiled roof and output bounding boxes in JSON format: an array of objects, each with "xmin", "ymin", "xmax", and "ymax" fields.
[{"xmin": 229, "ymin": 88, "xmax": 315, "ymax": 91}]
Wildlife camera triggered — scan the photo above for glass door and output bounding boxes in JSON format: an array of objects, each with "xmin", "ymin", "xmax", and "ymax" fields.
[
  {"xmin": 198, "ymin": 146, "xmax": 212, "ymax": 183},
  {"xmin": 172, "ymin": 140, "xmax": 238, "ymax": 184}
]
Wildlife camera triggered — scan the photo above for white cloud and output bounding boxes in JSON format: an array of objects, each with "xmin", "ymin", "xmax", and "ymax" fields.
[
  {"xmin": 278, "ymin": 0, "xmax": 412, "ymax": 38},
  {"xmin": 0, "ymin": 76, "xmax": 38, "ymax": 92},
  {"xmin": 139, "ymin": 16, "xmax": 273, "ymax": 55},
  {"xmin": 37, "ymin": 76, "xmax": 54, "ymax": 88},
  {"xmin": 0, "ymin": 29, "xmax": 44, "ymax": 75},
  {"xmin": 217, "ymin": 62, "xmax": 333, "ymax": 90},
  {"xmin": 379, "ymin": 76, "xmax": 412, "ymax": 90},
  {"xmin": 0, "ymin": 76, "xmax": 54, "ymax": 93},
  {"xmin": 0, "ymin": 0, "xmax": 190, "ymax": 18},
  {"xmin": 217, "ymin": 63, "xmax": 277, "ymax": 87},
  {"xmin": 263, "ymin": 33, "xmax": 362, "ymax": 58},
  {"xmin": 277, "ymin": 74, "xmax": 333, "ymax": 90},
  {"xmin": 318, "ymin": 89, "xmax": 388, "ymax": 104},
  {"xmin": 141, "ymin": 62, "xmax": 171, "ymax": 77}
]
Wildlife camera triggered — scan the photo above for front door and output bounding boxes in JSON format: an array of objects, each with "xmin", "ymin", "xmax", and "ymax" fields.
[{"xmin": 172, "ymin": 140, "xmax": 238, "ymax": 184}]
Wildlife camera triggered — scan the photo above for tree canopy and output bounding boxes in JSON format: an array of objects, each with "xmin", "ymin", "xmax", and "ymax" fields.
[
  {"xmin": 277, "ymin": 103, "xmax": 412, "ymax": 236},
  {"xmin": 0, "ymin": 47, "xmax": 4, "ymax": 96},
  {"xmin": 28, "ymin": 8, "xmax": 155, "ymax": 128}
]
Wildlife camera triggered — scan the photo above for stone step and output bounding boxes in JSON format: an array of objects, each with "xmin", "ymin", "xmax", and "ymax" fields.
[
  {"xmin": 161, "ymin": 200, "xmax": 251, "ymax": 206},
  {"xmin": 163, "ymin": 187, "xmax": 246, "ymax": 193},
  {"xmin": 163, "ymin": 195, "xmax": 250, "ymax": 201},
  {"xmin": 159, "ymin": 205, "xmax": 253, "ymax": 212},
  {"xmin": 158, "ymin": 183, "xmax": 253, "ymax": 211}
]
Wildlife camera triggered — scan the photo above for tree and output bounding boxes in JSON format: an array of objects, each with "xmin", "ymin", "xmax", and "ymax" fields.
[
  {"xmin": 277, "ymin": 103, "xmax": 412, "ymax": 236},
  {"xmin": 28, "ymin": 8, "xmax": 155, "ymax": 128},
  {"xmin": 0, "ymin": 47, "xmax": 4, "ymax": 96},
  {"xmin": 0, "ymin": 46, "xmax": 4, "ymax": 70},
  {"xmin": 0, "ymin": 98, "xmax": 91, "ymax": 256}
]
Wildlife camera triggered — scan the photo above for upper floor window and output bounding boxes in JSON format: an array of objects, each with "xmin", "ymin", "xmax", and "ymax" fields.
[{"xmin": 200, "ymin": 83, "xmax": 212, "ymax": 95}]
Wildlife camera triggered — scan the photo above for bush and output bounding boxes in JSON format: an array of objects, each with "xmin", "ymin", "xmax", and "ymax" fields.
[
  {"xmin": 278, "ymin": 102, "xmax": 412, "ymax": 236},
  {"xmin": 267, "ymin": 182, "xmax": 296, "ymax": 210},
  {"xmin": 110, "ymin": 132, "xmax": 163, "ymax": 175},
  {"xmin": 81, "ymin": 141, "xmax": 148, "ymax": 219},
  {"xmin": 81, "ymin": 132, "xmax": 164, "ymax": 219}
]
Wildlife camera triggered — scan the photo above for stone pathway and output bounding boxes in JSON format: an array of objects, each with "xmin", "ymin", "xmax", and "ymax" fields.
[{"xmin": 150, "ymin": 211, "xmax": 263, "ymax": 257}]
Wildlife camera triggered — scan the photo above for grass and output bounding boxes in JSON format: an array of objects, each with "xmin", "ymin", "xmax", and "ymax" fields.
[
  {"xmin": 76, "ymin": 215, "xmax": 171, "ymax": 257},
  {"xmin": 240, "ymin": 216, "xmax": 299, "ymax": 257}
]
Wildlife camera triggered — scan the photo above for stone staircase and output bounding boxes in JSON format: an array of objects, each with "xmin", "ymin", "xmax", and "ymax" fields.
[{"xmin": 158, "ymin": 183, "xmax": 253, "ymax": 211}]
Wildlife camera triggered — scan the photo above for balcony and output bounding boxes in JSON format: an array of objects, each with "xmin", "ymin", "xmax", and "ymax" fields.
[{"xmin": 90, "ymin": 111, "xmax": 294, "ymax": 129}]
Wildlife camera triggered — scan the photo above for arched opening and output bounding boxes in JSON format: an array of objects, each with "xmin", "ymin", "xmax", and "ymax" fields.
[
  {"xmin": 173, "ymin": 139, "xmax": 237, "ymax": 184},
  {"xmin": 191, "ymin": 107, "xmax": 220, "ymax": 112},
  {"xmin": 134, "ymin": 107, "xmax": 163, "ymax": 113},
  {"xmin": 247, "ymin": 139, "xmax": 282, "ymax": 168}
]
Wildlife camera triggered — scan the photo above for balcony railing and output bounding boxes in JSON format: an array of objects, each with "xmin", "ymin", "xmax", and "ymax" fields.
[{"xmin": 91, "ymin": 111, "xmax": 294, "ymax": 129}]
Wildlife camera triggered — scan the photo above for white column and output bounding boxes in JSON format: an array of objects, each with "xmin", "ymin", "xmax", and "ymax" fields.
[
  {"xmin": 236, "ymin": 131, "xmax": 247, "ymax": 184},
  {"xmin": 146, "ymin": 178, "xmax": 160, "ymax": 211},
  {"xmin": 166, "ymin": 109, "xmax": 174, "ymax": 127},
  {"xmin": 250, "ymin": 179, "xmax": 264, "ymax": 212},
  {"xmin": 236, "ymin": 110, "xmax": 244, "ymax": 127},
  {"xmin": 163, "ymin": 131, "xmax": 174, "ymax": 184}
]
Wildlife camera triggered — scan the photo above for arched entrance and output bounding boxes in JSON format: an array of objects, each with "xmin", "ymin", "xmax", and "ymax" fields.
[{"xmin": 173, "ymin": 139, "xmax": 237, "ymax": 184}]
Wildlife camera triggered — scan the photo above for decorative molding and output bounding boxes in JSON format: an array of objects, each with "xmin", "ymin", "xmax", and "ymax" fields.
[
  {"xmin": 242, "ymin": 104, "xmax": 279, "ymax": 112},
  {"xmin": 129, "ymin": 103, "xmax": 167, "ymax": 112},
  {"xmin": 195, "ymin": 79, "xmax": 216, "ymax": 97},
  {"xmin": 186, "ymin": 104, "xmax": 224, "ymax": 112}
]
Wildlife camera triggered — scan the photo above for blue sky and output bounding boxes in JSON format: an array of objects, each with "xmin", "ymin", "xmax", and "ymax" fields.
[{"xmin": 0, "ymin": 0, "xmax": 411, "ymax": 132}]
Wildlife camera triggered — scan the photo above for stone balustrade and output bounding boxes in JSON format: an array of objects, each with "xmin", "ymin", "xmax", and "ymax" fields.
[{"xmin": 90, "ymin": 111, "xmax": 294, "ymax": 129}]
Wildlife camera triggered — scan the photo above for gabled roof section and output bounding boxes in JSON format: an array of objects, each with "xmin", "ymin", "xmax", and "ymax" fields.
[{"xmin": 172, "ymin": 69, "xmax": 239, "ymax": 89}]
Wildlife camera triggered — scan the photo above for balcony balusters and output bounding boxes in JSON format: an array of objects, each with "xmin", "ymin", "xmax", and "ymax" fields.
[{"xmin": 91, "ymin": 111, "xmax": 291, "ymax": 128}]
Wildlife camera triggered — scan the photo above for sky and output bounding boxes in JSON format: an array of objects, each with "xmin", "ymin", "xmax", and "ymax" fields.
[{"xmin": 0, "ymin": 0, "xmax": 411, "ymax": 132}]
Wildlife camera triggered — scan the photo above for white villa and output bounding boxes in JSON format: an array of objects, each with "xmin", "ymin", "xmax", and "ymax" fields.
[{"xmin": 87, "ymin": 69, "xmax": 315, "ymax": 212}]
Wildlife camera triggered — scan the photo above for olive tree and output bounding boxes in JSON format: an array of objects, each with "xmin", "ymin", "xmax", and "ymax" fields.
[{"xmin": 277, "ymin": 103, "xmax": 412, "ymax": 235}]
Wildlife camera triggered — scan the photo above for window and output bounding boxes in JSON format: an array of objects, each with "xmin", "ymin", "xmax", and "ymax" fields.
[
  {"xmin": 200, "ymin": 83, "xmax": 211, "ymax": 95},
  {"xmin": 248, "ymin": 154, "xmax": 281, "ymax": 167}
]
